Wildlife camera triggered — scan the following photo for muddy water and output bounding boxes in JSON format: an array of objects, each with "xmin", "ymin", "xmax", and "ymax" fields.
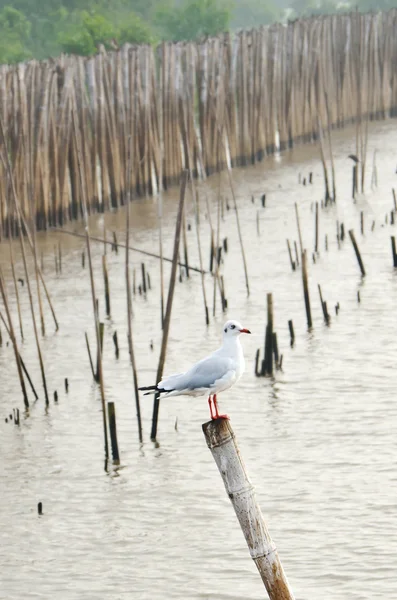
[{"xmin": 1, "ymin": 121, "xmax": 397, "ymax": 600}]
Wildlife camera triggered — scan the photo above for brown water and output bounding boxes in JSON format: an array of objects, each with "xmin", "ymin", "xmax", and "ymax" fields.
[{"xmin": 1, "ymin": 121, "xmax": 397, "ymax": 600}]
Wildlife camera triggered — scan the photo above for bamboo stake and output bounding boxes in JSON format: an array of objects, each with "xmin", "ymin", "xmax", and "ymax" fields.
[
  {"xmin": 348, "ymin": 229, "xmax": 366, "ymax": 276},
  {"xmin": 8, "ymin": 224, "xmax": 24, "ymax": 340},
  {"xmin": 102, "ymin": 255, "xmax": 111, "ymax": 317},
  {"xmin": 85, "ymin": 332, "xmax": 96, "ymax": 380},
  {"xmin": 107, "ymin": 401, "xmax": 120, "ymax": 465},
  {"xmin": 193, "ymin": 190, "xmax": 209, "ymax": 325},
  {"xmin": 125, "ymin": 136, "xmax": 143, "ymax": 443},
  {"xmin": 0, "ymin": 311, "xmax": 38, "ymax": 400},
  {"xmin": 286, "ymin": 240, "xmax": 295, "ymax": 271},
  {"xmin": 203, "ymin": 419, "xmax": 295, "ymax": 600},
  {"xmin": 0, "ymin": 271, "xmax": 29, "ymax": 408},
  {"xmin": 72, "ymin": 110, "xmax": 109, "ymax": 459},
  {"xmin": 294, "ymin": 203, "xmax": 303, "ymax": 255},
  {"xmin": 301, "ymin": 251, "xmax": 312, "ymax": 329},
  {"xmin": 151, "ymin": 170, "xmax": 188, "ymax": 441},
  {"xmin": 57, "ymin": 229, "xmax": 205, "ymax": 274}
]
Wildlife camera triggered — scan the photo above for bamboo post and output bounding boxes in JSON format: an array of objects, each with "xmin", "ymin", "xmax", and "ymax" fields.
[
  {"xmin": 72, "ymin": 109, "xmax": 109, "ymax": 459},
  {"xmin": 107, "ymin": 401, "xmax": 120, "ymax": 465},
  {"xmin": 288, "ymin": 319, "xmax": 295, "ymax": 347},
  {"xmin": 391, "ymin": 236, "xmax": 397, "ymax": 267},
  {"xmin": 261, "ymin": 293, "xmax": 274, "ymax": 376},
  {"xmin": 151, "ymin": 170, "xmax": 188, "ymax": 441},
  {"xmin": 203, "ymin": 419, "xmax": 295, "ymax": 600},
  {"xmin": 95, "ymin": 323, "xmax": 105, "ymax": 382},
  {"xmin": 112, "ymin": 331, "xmax": 119, "ymax": 358},
  {"xmin": 0, "ymin": 271, "xmax": 29, "ymax": 408},
  {"xmin": 301, "ymin": 251, "xmax": 312, "ymax": 329},
  {"xmin": 85, "ymin": 332, "xmax": 96, "ymax": 379},
  {"xmin": 58, "ymin": 229, "xmax": 204, "ymax": 274},
  {"xmin": 102, "ymin": 255, "xmax": 111, "ymax": 317},
  {"xmin": 318, "ymin": 284, "xmax": 330, "ymax": 324},
  {"xmin": 314, "ymin": 202, "xmax": 319, "ymax": 253},
  {"xmin": 286, "ymin": 240, "xmax": 296, "ymax": 271},
  {"xmin": 295, "ymin": 203, "xmax": 304, "ymax": 255},
  {"xmin": 0, "ymin": 311, "xmax": 38, "ymax": 400},
  {"xmin": 348, "ymin": 230, "xmax": 366, "ymax": 276},
  {"xmin": 125, "ymin": 136, "xmax": 143, "ymax": 443}
]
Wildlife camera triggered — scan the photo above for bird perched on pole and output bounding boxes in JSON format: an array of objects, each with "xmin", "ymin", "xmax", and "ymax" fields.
[{"xmin": 139, "ymin": 319, "xmax": 251, "ymax": 420}]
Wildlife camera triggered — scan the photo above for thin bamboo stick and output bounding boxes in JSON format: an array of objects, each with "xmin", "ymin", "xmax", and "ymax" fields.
[
  {"xmin": 0, "ymin": 271, "xmax": 29, "ymax": 408},
  {"xmin": 150, "ymin": 170, "xmax": 188, "ymax": 441},
  {"xmin": 125, "ymin": 135, "xmax": 143, "ymax": 443}
]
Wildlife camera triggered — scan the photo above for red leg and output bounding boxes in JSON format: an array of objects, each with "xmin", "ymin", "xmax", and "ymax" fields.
[
  {"xmin": 213, "ymin": 394, "xmax": 229, "ymax": 420},
  {"xmin": 208, "ymin": 396, "xmax": 215, "ymax": 420}
]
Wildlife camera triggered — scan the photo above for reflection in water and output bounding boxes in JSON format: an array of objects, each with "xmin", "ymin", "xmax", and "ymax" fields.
[{"xmin": 1, "ymin": 122, "xmax": 397, "ymax": 599}]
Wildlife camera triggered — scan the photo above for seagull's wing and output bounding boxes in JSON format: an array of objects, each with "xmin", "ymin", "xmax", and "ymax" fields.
[
  {"xmin": 182, "ymin": 355, "xmax": 234, "ymax": 389},
  {"xmin": 159, "ymin": 354, "xmax": 233, "ymax": 392}
]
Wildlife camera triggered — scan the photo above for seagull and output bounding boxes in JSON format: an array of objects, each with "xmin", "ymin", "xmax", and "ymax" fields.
[{"xmin": 139, "ymin": 319, "xmax": 251, "ymax": 420}]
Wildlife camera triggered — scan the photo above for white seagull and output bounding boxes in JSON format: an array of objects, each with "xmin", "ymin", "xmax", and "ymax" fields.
[{"xmin": 139, "ymin": 319, "xmax": 251, "ymax": 420}]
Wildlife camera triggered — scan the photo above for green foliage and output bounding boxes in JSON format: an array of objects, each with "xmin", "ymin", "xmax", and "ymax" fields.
[
  {"xmin": 0, "ymin": 0, "xmax": 395, "ymax": 64},
  {"xmin": 154, "ymin": 0, "xmax": 232, "ymax": 41},
  {"xmin": 231, "ymin": 0, "xmax": 281, "ymax": 28},
  {"xmin": 0, "ymin": 6, "xmax": 31, "ymax": 63},
  {"xmin": 58, "ymin": 11, "xmax": 116, "ymax": 55},
  {"xmin": 117, "ymin": 12, "xmax": 156, "ymax": 45}
]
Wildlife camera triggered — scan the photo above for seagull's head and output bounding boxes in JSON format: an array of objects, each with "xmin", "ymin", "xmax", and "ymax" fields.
[{"xmin": 223, "ymin": 319, "xmax": 251, "ymax": 338}]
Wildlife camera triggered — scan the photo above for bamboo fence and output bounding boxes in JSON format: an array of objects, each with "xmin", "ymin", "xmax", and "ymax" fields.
[{"xmin": 1, "ymin": 10, "xmax": 397, "ymax": 236}]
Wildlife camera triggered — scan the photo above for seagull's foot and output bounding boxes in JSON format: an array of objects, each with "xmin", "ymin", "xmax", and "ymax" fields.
[{"xmin": 216, "ymin": 414, "xmax": 230, "ymax": 420}]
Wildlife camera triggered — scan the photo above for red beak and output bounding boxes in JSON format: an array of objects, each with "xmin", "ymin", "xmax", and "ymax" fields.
[{"xmin": 239, "ymin": 328, "xmax": 251, "ymax": 334}]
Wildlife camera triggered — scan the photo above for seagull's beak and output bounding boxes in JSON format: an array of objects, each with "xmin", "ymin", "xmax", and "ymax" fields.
[{"xmin": 239, "ymin": 328, "xmax": 251, "ymax": 334}]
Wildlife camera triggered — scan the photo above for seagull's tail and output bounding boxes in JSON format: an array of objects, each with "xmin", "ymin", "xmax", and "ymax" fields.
[{"xmin": 138, "ymin": 384, "xmax": 172, "ymax": 396}]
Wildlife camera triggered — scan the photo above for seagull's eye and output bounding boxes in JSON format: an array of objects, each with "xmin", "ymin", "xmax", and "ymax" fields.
[
  {"xmin": 224, "ymin": 327, "xmax": 227, "ymax": 333},
  {"xmin": 230, "ymin": 324, "xmax": 235, "ymax": 329}
]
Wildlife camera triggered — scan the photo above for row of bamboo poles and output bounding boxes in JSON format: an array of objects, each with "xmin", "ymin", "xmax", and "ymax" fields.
[{"xmin": 1, "ymin": 10, "xmax": 397, "ymax": 236}]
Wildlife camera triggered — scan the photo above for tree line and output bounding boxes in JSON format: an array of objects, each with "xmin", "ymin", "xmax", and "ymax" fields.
[{"xmin": 0, "ymin": 0, "xmax": 395, "ymax": 64}]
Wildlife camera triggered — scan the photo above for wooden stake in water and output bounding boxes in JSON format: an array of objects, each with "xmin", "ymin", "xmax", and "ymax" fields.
[
  {"xmin": 125, "ymin": 136, "xmax": 143, "ymax": 443},
  {"xmin": 151, "ymin": 171, "xmax": 188, "ymax": 441},
  {"xmin": 107, "ymin": 401, "xmax": 120, "ymax": 465},
  {"xmin": 72, "ymin": 110, "xmax": 109, "ymax": 459},
  {"xmin": 8, "ymin": 226, "xmax": 24, "ymax": 340},
  {"xmin": 193, "ymin": 190, "xmax": 209, "ymax": 325},
  {"xmin": 294, "ymin": 203, "xmax": 303, "ymax": 255},
  {"xmin": 314, "ymin": 202, "xmax": 319, "ymax": 253},
  {"xmin": 0, "ymin": 311, "xmax": 38, "ymax": 400},
  {"xmin": 261, "ymin": 293, "xmax": 274, "ymax": 376},
  {"xmin": 203, "ymin": 419, "xmax": 295, "ymax": 600},
  {"xmin": 391, "ymin": 236, "xmax": 397, "ymax": 267},
  {"xmin": 318, "ymin": 284, "xmax": 330, "ymax": 324},
  {"xmin": 102, "ymin": 255, "xmax": 111, "ymax": 317},
  {"xmin": 286, "ymin": 240, "xmax": 296, "ymax": 271},
  {"xmin": 288, "ymin": 319, "xmax": 295, "ymax": 347},
  {"xmin": 348, "ymin": 230, "xmax": 366, "ymax": 276},
  {"xmin": 0, "ymin": 271, "xmax": 29, "ymax": 408},
  {"xmin": 301, "ymin": 251, "xmax": 312, "ymax": 329}
]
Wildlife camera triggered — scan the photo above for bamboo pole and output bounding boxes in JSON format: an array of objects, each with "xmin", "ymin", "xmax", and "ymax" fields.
[
  {"xmin": 8, "ymin": 223, "xmax": 24, "ymax": 340},
  {"xmin": 150, "ymin": 170, "xmax": 188, "ymax": 441},
  {"xmin": 203, "ymin": 419, "xmax": 295, "ymax": 600},
  {"xmin": 0, "ymin": 311, "xmax": 38, "ymax": 400},
  {"xmin": 57, "ymin": 229, "xmax": 205, "ymax": 274},
  {"xmin": 125, "ymin": 136, "xmax": 143, "ymax": 443},
  {"xmin": 72, "ymin": 110, "xmax": 109, "ymax": 459},
  {"xmin": 0, "ymin": 270, "xmax": 29, "ymax": 408},
  {"xmin": 348, "ymin": 229, "xmax": 366, "ymax": 276},
  {"xmin": 301, "ymin": 250, "xmax": 312, "ymax": 329}
]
